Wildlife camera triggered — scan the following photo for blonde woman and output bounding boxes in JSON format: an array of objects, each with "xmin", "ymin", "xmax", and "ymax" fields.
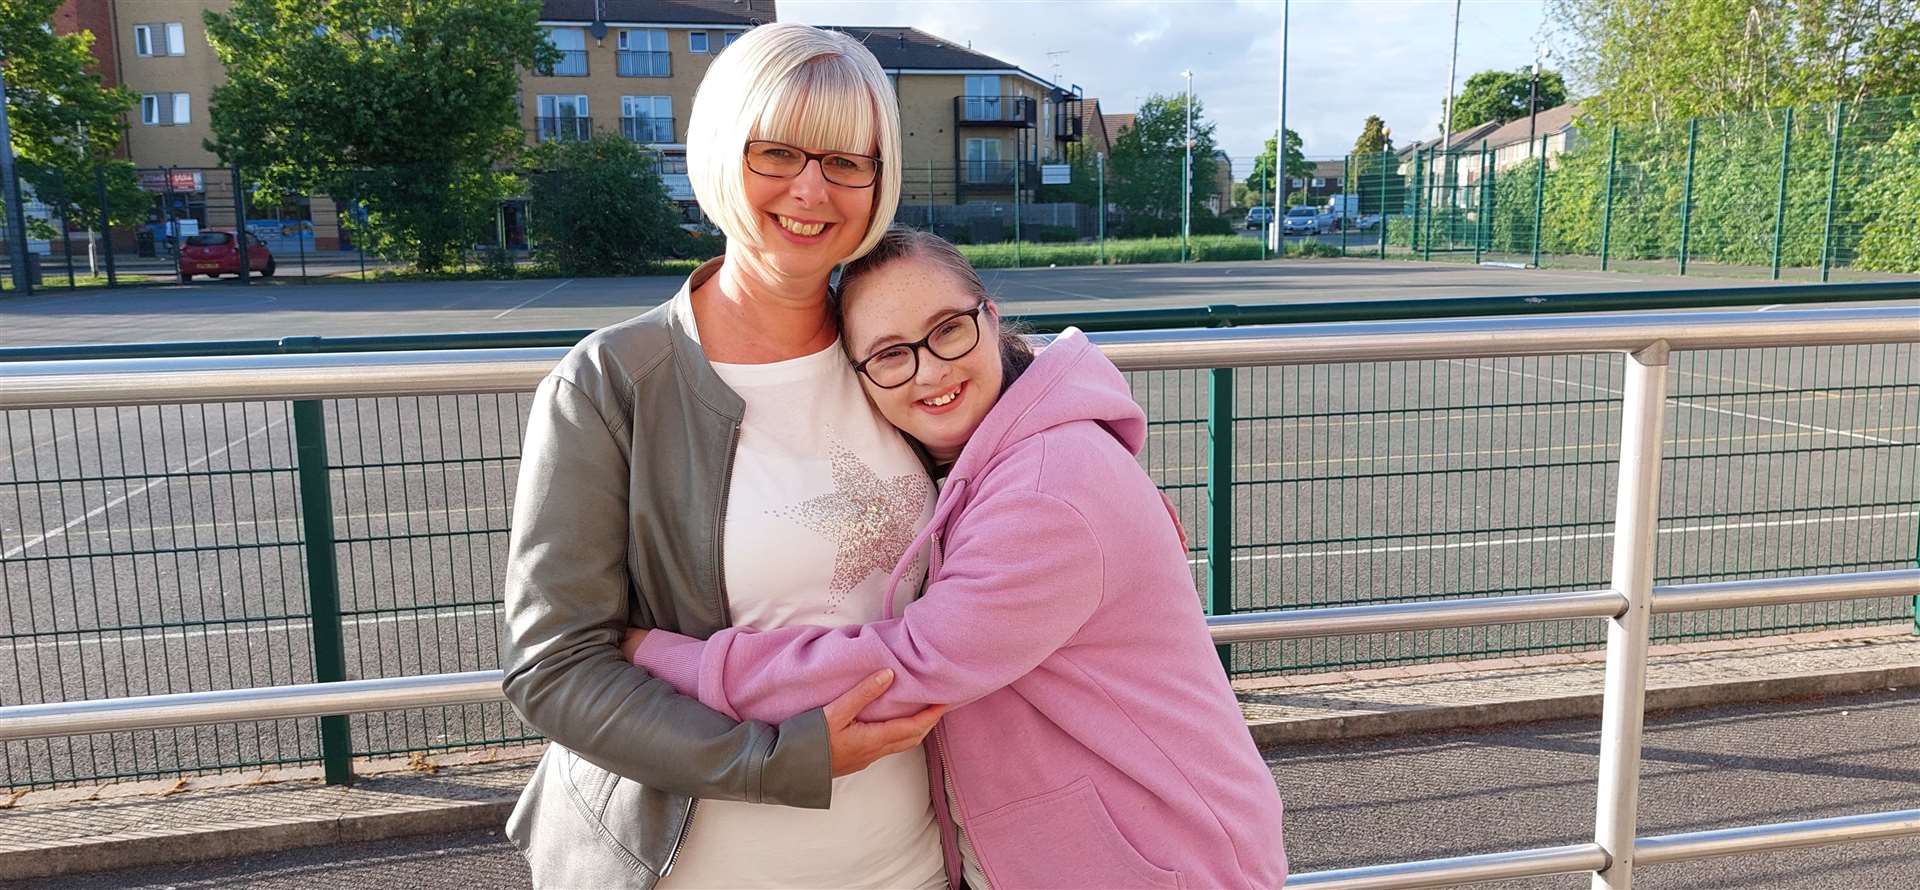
[{"xmin": 501, "ymin": 24, "xmax": 948, "ymax": 888}]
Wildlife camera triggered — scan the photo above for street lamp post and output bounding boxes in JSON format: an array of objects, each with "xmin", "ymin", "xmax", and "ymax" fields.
[
  {"xmin": 1272, "ymin": 0, "xmax": 1289, "ymax": 256},
  {"xmin": 1527, "ymin": 56, "xmax": 1542, "ymax": 158},
  {"xmin": 1182, "ymin": 68, "xmax": 1193, "ymax": 262}
]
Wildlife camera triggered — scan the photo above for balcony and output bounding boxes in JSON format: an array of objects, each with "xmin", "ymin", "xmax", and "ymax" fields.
[
  {"xmin": 537, "ymin": 50, "xmax": 588, "ymax": 77},
  {"xmin": 954, "ymin": 95, "xmax": 1036, "ymax": 127},
  {"xmin": 536, "ymin": 116, "xmax": 592, "ymax": 143},
  {"xmin": 1056, "ymin": 97, "xmax": 1084, "ymax": 141},
  {"xmin": 619, "ymin": 51, "xmax": 671, "ymax": 77},
  {"xmin": 959, "ymin": 160, "xmax": 1041, "ymax": 190},
  {"xmin": 622, "ymin": 116, "xmax": 675, "ymax": 144}
]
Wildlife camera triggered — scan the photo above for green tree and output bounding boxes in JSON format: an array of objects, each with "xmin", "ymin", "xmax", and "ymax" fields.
[
  {"xmin": 1447, "ymin": 68, "xmax": 1569, "ymax": 130},
  {"xmin": 1352, "ymin": 115, "xmax": 1394, "ymax": 155},
  {"xmin": 2, "ymin": 0, "xmax": 146, "ymax": 239},
  {"xmin": 1109, "ymin": 93, "xmax": 1220, "ymax": 237},
  {"xmin": 1548, "ymin": 0, "xmax": 1920, "ymax": 125},
  {"xmin": 1246, "ymin": 128, "xmax": 1310, "ymax": 190},
  {"xmin": 527, "ymin": 135, "xmax": 682, "ymax": 275},
  {"xmin": 203, "ymin": 0, "xmax": 558, "ymax": 271}
]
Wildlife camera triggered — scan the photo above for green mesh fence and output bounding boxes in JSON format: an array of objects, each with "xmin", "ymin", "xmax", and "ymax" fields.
[
  {"xmin": 1346, "ymin": 95, "xmax": 1920, "ymax": 279},
  {"xmin": 3, "ymin": 328, "xmax": 1915, "ymax": 788}
]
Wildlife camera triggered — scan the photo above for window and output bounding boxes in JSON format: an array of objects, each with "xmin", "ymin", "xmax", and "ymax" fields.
[
  {"xmin": 689, "ymin": 31, "xmax": 709, "ymax": 53},
  {"xmin": 965, "ymin": 138, "xmax": 1002, "ymax": 183},
  {"xmin": 1311, "ymin": 177, "xmax": 1325, "ymax": 188},
  {"xmin": 541, "ymin": 27, "xmax": 588, "ymax": 76},
  {"xmin": 622, "ymin": 96, "xmax": 673, "ymax": 143},
  {"xmin": 618, "ymin": 29, "xmax": 670, "ymax": 77},
  {"xmin": 963, "ymin": 75, "xmax": 1001, "ymax": 121},
  {"xmin": 134, "ymin": 22, "xmax": 186, "ymax": 57},
  {"xmin": 723, "ymin": 31, "xmax": 740, "ymax": 48},
  {"xmin": 537, "ymin": 94, "xmax": 590, "ymax": 142},
  {"xmin": 140, "ymin": 92, "xmax": 189, "ymax": 126}
]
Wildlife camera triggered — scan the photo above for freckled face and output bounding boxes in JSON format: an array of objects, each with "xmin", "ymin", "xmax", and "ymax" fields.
[{"xmin": 842, "ymin": 257, "xmax": 1004, "ymax": 462}]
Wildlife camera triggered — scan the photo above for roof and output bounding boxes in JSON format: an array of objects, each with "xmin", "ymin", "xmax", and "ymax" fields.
[
  {"xmin": 1472, "ymin": 103, "xmax": 1583, "ymax": 150},
  {"xmin": 1103, "ymin": 113, "xmax": 1136, "ymax": 138},
  {"xmin": 540, "ymin": 0, "xmax": 775, "ymax": 26},
  {"xmin": 1079, "ymin": 98, "xmax": 1110, "ymax": 148},
  {"xmin": 1311, "ymin": 159, "xmax": 1344, "ymax": 178},
  {"xmin": 824, "ymin": 27, "xmax": 1030, "ymax": 73},
  {"xmin": 1398, "ymin": 118, "xmax": 1504, "ymax": 156}
]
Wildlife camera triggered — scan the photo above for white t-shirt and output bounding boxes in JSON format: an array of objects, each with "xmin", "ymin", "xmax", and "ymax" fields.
[{"xmin": 660, "ymin": 297, "xmax": 945, "ymax": 890}]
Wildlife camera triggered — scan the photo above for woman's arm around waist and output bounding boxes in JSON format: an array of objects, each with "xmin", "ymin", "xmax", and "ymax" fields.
[{"xmin": 500, "ymin": 373, "xmax": 832, "ymax": 808}]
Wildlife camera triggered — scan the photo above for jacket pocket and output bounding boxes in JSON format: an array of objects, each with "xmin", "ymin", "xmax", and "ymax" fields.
[{"xmin": 966, "ymin": 776, "xmax": 1183, "ymax": 890}]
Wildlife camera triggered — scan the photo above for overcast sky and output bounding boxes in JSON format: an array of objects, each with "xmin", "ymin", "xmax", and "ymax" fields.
[{"xmin": 782, "ymin": 0, "xmax": 1554, "ymax": 170}]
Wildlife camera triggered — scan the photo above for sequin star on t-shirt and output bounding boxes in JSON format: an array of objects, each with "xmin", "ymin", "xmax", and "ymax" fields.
[{"xmin": 772, "ymin": 437, "xmax": 929, "ymax": 613}]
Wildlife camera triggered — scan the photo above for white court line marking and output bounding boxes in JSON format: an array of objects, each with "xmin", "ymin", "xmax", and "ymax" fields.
[
  {"xmin": 1449, "ymin": 359, "xmax": 1900, "ymax": 446},
  {"xmin": 1018, "ymin": 281, "xmax": 1113, "ymax": 301},
  {"xmin": 1757, "ymin": 304, "xmax": 1785, "ymax": 311},
  {"xmin": 492, "ymin": 279, "xmax": 573, "ymax": 319},
  {"xmin": 27, "ymin": 503, "xmax": 503, "ymax": 539},
  {"xmin": 1187, "ymin": 509, "xmax": 1918, "ymax": 565},
  {"xmin": 1, "ymin": 416, "xmax": 289, "ymax": 560}
]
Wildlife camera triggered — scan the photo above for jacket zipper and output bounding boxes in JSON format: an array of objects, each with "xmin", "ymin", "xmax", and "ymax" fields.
[
  {"xmin": 937, "ymin": 727, "xmax": 989, "ymax": 889},
  {"xmin": 663, "ymin": 421, "xmax": 742, "ymax": 878}
]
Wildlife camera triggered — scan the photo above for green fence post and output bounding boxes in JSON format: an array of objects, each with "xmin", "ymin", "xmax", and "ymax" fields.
[
  {"xmin": 1599, "ymin": 127, "xmax": 1618, "ymax": 271},
  {"xmin": 1531, "ymin": 135, "xmax": 1547, "ymax": 268},
  {"xmin": 1378, "ymin": 151, "xmax": 1389, "ymax": 260},
  {"xmin": 1408, "ymin": 150, "xmax": 1423, "ymax": 255},
  {"xmin": 1678, "ymin": 117, "xmax": 1698, "ymax": 276},
  {"xmin": 1097, "ymin": 152, "xmax": 1107, "ymax": 264},
  {"xmin": 1206, "ymin": 366, "xmax": 1234, "ymax": 672},
  {"xmin": 1340, "ymin": 154, "xmax": 1350, "ymax": 256},
  {"xmin": 292, "ymin": 399, "xmax": 354, "ymax": 785},
  {"xmin": 1472, "ymin": 142, "xmax": 1488, "ymax": 264},
  {"xmin": 1422, "ymin": 147, "xmax": 1435, "ymax": 261},
  {"xmin": 1259, "ymin": 166, "xmax": 1267, "ymax": 261},
  {"xmin": 1013, "ymin": 158, "xmax": 1022, "ymax": 269},
  {"xmin": 1819, "ymin": 103, "xmax": 1845, "ymax": 283},
  {"xmin": 94, "ymin": 166, "xmax": 118, "ymax": 286},
  {"xmin": 1770, "ymin": 106, "xmax": 1793, "ymax": 280}
]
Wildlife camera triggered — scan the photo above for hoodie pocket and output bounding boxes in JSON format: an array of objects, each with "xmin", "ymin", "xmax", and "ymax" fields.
[{"xmin": 966, "ymin": 776, "xmax": 1182, "ymax": 890}]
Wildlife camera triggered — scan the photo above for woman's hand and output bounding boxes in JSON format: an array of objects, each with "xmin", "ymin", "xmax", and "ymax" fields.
[
  {"xmin": 824, "ymin": 670, "xmax": 947, "ymax": 777},
  {"xmin": 621, "ymin": 626, "xmax": 649, "ymax": 664}
]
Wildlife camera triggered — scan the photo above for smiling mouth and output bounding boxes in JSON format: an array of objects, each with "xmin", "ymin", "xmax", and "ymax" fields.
[
  {"xmin": 919, "ymin": 381, "xmax": 965, "ymax": 409},
  {"xmin": 774, "ymin": 214, "xmax": 829, "ymax": 237}
]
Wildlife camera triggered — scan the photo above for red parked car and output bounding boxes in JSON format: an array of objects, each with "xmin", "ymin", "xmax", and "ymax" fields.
[{"xmin": 178, "ymin": 229, "xmax": 276, "ymax": 280}]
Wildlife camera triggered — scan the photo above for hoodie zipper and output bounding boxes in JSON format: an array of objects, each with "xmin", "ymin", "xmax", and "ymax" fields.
[
  {"xmin": 662, "ymin": 421, "xmax": 742, "ymax": 877},
  {"xmin": 937, "ymin": 727, "xmax": 989, "ymax": 889}
]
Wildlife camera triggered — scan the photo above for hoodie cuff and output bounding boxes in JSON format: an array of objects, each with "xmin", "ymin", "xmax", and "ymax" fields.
[{"xmin": 632, "ymin": 630, "xmax": 706, "ymax": 700}]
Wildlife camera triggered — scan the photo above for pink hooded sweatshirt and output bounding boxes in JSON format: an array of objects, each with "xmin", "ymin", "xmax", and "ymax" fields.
[{"xmin": 635, "ymin": 328, "xmax": 1288, "ymax": 890}]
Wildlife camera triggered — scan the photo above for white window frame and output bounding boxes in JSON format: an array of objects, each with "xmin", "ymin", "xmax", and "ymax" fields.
[
  {"xmin": 543, "ymin": 26, "xmax": 588, "ymax": 76},
  {"xmin": 1311, "ymin": 177, "xmax": 1325, "ymax": 188},
  {"xmin": 140, "ymin": 92, "xmax": 189, "ymax": 126},
  {"xmin": 133, "ymin": 24, "xmax": 153, "ymax": 57},
  {"xmin": 140, "ymin": 94, "xmax": 160, "ymax": 125},
  {"xmin": 963, "ymin": 75, "xmax": 1002, "ymax": 120},
  {"xmin": 688, "ymin": 31, "xmax": 709, "ymax": 53},
  {"xmin": 538, "ymin": 94, "xmax": 589, "ymax": 118},
  {"xmin": 617, "ymin": 28, "xmax": 670, "ymax": 77},
  {"xmin": 165, "ymin": 22, "xmax": 185, "ymax": 55},
  {"xmin": 965, "ymin": 137, "xmax": 1002, "ymax": 183},
  {"xmin": 172, "ymin": 92, "xmax": 191, "ymax": 124}
]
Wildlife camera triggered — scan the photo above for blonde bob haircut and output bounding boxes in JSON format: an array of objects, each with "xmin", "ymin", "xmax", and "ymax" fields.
[{"xmin": 686, "ymin": 23, "xmax": 903, "ymax": 265}]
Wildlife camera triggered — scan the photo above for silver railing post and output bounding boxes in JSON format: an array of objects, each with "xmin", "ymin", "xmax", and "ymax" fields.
[{"xmin": 1591, "ymin": 342, "xmax": 1670, "ymax": 889}]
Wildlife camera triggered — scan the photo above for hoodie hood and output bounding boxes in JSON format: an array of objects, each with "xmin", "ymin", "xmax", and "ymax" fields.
[{"xmin": 946, "ymin": 328, "xmax": 1145, "ymax": 484}]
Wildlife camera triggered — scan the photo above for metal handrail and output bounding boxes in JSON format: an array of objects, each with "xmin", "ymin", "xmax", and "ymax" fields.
[
  {"xmin": 3, "ymin": 570, "xmax": 1911, "ymax": 742},
  {"xmin": 0, "ymin": 307, "xmax": 1914, "ymax": 410},
  {"xmin": 2, "ymin": 308, "xmax": 1916, "ymax": 889}
]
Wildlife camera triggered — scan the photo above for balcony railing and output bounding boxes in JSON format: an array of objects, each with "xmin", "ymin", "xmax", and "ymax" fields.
[
  {"xmin": 537, "ymin": 50, "xmax": 588, "ymax": 77},
  {"xmin": 955, "ymin": 95, "xmax": 1036, "ymax": 126},
  {"xmin": 618, "ymin": 50, "xmax": 671, "ymax": 77},
  {"xmin": 536, "ymin": 116, "xmax": 592, "ymax": 143},
  {"xmin": 622, "ymin": 115, "xmax": 674, "ymax": 144},
  {"xmin": 1056, "ymin": 98, "xmax": 1084, "ymax": 141},
  {"xmin": 960, "ymin": 160, "xmax": 1041, "ymax": 188}
]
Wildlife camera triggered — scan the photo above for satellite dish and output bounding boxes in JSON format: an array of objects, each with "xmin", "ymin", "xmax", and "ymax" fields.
[{"xmin": 589, "ymin": 20, "xmax": 608, "ymax": 40}]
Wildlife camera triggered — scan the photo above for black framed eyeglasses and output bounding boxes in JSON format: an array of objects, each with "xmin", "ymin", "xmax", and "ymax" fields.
[
  {"xmin": 851, "ymin": 303, "xmax": 988, "ymax": 389},
  {"xmin": 745, "ymin": 140, "xmax": 883, "ymax": 188}
]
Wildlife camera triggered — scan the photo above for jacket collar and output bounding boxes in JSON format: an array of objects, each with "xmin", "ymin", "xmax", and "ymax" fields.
[{"xmin": 665, "ymin": 257, "xmax": 747, "ymax": 422}]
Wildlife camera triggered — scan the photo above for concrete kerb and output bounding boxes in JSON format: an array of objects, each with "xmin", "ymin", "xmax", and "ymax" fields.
[{"xmin": 2, "ymin": 627, "xmax": 1914, "ymax": 882}]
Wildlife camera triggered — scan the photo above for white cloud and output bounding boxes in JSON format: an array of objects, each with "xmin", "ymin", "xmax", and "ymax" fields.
[{"xmin": 781, "ymin": 0, "xmax": 1551, "ymax": 167}]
